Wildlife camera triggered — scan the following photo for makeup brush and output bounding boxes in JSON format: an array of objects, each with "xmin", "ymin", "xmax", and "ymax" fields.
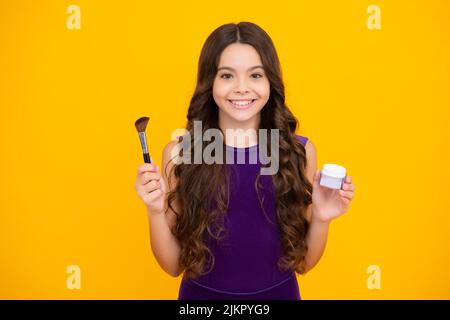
[{"xmin": 134, "ymin": 116, "xmax": 152, "ymax": 163}]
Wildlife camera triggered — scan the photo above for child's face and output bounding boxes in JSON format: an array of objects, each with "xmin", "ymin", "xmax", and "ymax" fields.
[{"xmin": 213, "ymin": 43, "xmax": 270, "ymax": 128}]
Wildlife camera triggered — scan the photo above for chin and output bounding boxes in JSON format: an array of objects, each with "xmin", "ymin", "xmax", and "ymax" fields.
[{"xmin": 224, "ymin": 108, "xmax": 260, "ymax": 123}]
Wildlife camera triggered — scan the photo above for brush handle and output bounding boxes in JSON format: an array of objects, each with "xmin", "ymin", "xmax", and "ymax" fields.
[{"xmin": 143, "ymin": 153, "xmax": 151, "ymax": 163}]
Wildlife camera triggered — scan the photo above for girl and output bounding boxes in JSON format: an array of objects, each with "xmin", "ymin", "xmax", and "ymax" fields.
[{"xmin": 135, "ymin": 22, "xmax": 356, "ymax": 300}]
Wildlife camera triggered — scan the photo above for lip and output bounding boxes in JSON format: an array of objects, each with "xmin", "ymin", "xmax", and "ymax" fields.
[{"xmin": 227, "ymin": 99, "xmax": 257, "ymax": 110}]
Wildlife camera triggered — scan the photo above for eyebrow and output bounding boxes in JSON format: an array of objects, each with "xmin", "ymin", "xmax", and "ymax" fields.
[{"xmin": 217, "ymin": 65, "xmax": 264, "ymax": 72}]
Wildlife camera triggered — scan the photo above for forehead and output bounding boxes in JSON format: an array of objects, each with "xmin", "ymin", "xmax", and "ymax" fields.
[{"xmin": 217, "ymin": 43, "xmax": 263, "ymax": 69}]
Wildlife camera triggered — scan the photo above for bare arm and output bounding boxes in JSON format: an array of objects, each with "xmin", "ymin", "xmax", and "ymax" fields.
[
  {"xmin": 302, "ymin": 208, "xmax": 331, "ymax": 274},
  {"xmin": 147, "ymin": 209, "xmax": 182, "ymax": 277},
  {"xmin": 298, "ymin": 139, "xmax": 356, "ymax": 274},
  {"xmin": 135, "ymin": 140, "xmax": 183, "ymax": 277},
  {"xmin": 296, "ymin": 140, "xmax": 331, "ymax": 274}
]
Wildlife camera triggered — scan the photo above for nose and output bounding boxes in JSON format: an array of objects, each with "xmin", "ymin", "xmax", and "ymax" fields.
[{"xmin": 233, "ymin": 77, "xmax": 250, "ymax": 94}]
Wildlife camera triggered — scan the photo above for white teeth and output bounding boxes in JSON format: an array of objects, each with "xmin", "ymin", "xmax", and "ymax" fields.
[{"xmin": 229, "ymin": 100, "xmax": 254, "ymax": 106}]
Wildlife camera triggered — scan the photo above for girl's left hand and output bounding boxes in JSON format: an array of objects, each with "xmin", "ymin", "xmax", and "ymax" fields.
[{"xmin": 311, "ymin": 170, "xmax": 356, "ymax": 223}]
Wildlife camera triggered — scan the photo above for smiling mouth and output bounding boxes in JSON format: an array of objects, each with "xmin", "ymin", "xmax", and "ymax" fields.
[{"xmin": 227, "ymin": 99, "xmax": 257, "ymax": 109}]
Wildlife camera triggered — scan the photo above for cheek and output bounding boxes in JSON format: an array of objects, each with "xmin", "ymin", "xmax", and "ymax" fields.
[
  {"xmin": 212, "ymin": 80, "xmax": 230, "ymax": 100},
  {"xmin": 255, "ymin": 81, "xmax": 271, "ymax": 102},
  {"xmin": 212, "ymin": 90, "xmax": 225, "ymax": 111}
]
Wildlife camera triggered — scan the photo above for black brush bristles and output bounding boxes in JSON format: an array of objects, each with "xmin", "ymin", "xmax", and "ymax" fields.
[
  {"xmin": 134, "ymin": 116, "xmax": 149, "ymax": 132},
  {"xmin": 135, "ymin": 116, "xmax": 151, "ymax": 163}
]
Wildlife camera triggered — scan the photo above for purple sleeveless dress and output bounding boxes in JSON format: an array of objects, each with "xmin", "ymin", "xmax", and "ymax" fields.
[{"xmin": 177, "ymin": 135, "xmax": 308, "ymax": 300}]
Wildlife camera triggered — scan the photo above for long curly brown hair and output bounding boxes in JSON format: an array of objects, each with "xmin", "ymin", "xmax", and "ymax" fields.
[{"xmin": 166, "ymin": 22, "xmax": 313, "ymax": 280}]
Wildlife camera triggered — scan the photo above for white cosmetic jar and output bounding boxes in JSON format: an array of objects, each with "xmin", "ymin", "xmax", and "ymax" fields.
[{"xmin": 319, "ymin": 163, "xmax": 347, "ymax": 189}]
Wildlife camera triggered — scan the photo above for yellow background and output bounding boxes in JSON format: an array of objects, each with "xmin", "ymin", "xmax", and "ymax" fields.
[{"xmin": 1, "ymin": 0, "xmax": 449, "ymax": 299}]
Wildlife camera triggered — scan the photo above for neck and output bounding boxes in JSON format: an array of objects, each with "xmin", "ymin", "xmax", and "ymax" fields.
[{"xmin": 218, "ymin": 111, "xmax": 261, "ymax": 148}]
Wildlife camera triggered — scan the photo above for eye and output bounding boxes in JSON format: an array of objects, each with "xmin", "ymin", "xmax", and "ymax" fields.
[
  {"xmin": 251, "ymin": 73, "xmax": 263, "ymax": 79},
  {"xmin": 220, "ymin": 73, "xmax": 233, "ymax": 79}
]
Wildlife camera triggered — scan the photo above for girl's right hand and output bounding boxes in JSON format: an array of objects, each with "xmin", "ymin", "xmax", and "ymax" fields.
[{"xmin": 135, "ymin": 163, "xmax": 167, "ymax": 215}]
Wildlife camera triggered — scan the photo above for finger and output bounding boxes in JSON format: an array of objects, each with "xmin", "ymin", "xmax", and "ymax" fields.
[
  {"xmin": 143, "ymin": 180, "xmax": 161, "ymax": 193},
  {"xmin": 341, "ymin": 196, "xmax": 350, "ymax": 206},
  {"xmin": 143, "ymin": 188, "xmax": 162, "ymax": 202},
  {"xmin": 339, "ymin": 189, "xmax": 354, "ymax": 200},
  {"xmin": 342, "ymin": 183, "xmax": 355, "ymax": 192},
  {"xmin": 137, "ymin": 163, "xmax": 159, "ymax": 175},
  {"xmin": 137, "ymin": 163, "xmax": 152, "ymax": 175},
  {"xmin": 140, "ymin": 172, "xmax": 161, "ymax": 185},
  {"xmin": 345, "ymin": 175, "xmax": 352, "ymax": 184}
]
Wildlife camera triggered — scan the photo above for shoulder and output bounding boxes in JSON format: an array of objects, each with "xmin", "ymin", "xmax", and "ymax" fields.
[
  {"xmin": 294, "ymin": 134, "xmax": 316, "ymax": 155},
  {"xmin": 294, "ymin": 134, "xmax": 308, "ymax": 147},
  {"xmin": 162, "ymin": 139, "xmax": 179, "ymax": 158},
  {"xmin": 295, "ymin": 134, "xmax": 317, "ymax": 181},
  {"xmin": 162, "ymin": 139, "xmax": 182, "ymax": 180},
  {"xmin": 162, "ymin": 137, "xmax": 183, "ymax": 163}
]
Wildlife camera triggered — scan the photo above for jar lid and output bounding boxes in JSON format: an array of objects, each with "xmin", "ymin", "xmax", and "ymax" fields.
[{"xmin": 322, "ymin": 163, "xmax": 346, "ymax": 178}]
